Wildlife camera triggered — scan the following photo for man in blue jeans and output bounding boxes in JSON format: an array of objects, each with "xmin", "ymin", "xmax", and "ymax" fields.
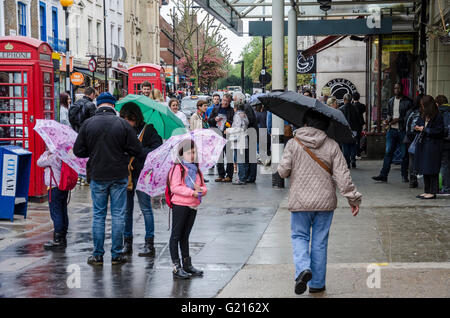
[
  {"xmin": 373, "ymin": 83, "xmax": 412, "ymax": 183},
  {"xmin": 74, "ymin": 92, "xmax": 142, "ymax": 266}
]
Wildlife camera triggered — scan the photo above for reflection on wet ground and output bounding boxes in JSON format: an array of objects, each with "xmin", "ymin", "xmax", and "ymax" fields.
[{"xmin": 0, "ymin": 172, "xmax": 287, "ymax": 298}]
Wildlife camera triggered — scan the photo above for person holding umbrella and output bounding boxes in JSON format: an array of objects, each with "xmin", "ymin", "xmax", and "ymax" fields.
[
  {"xmin": 278, "ymin": 109, "xmax": 362, "ymax": 295},
  {"xmin": 167, "ymin": 139, "xmax": 208, "ymax": 279},
  {"xmin": 119, "ymin": 103, "xmax": 162, "ymax": 257},
  {"xmin": 257, "ymin": 91, "xmax": 361, "ymax": 295}
]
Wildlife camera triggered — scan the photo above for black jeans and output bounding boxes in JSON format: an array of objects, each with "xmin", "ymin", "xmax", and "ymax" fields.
[
  {"xmin": 48, "ymin": 188, "xmax": 69, "ymax": 234},
  {"xmin": 424, "ymin": 174, "xmax": 439, "ymax": 195},
  {"xmin": 169, "ymin": 205, "xmax": 197, "ymax": 262}
]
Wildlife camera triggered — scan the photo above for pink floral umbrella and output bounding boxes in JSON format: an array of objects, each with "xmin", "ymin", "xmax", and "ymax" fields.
[
  {"xmin": 136, "ymin": 129, "xmax": 227, "ymax": 197},
  {"xmin": 34, "ymin": 119, "xmax": 88, "ymax": 175}
]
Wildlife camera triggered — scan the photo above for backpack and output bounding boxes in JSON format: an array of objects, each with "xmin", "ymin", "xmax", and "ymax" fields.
[
  {"xmin": 406, "ymin": 109, "xmax": 420, "ymax": 135},
  {"xmin": 49, "ymin": 162, "xmax": 78, "ymax": 203},
  {"xmin": 69, "ymin": 98, "xmax": 92, "ymax": 131},
  {"xmin": 442, "ymin": 109, "xmax": 450, "ymax": 141},
  {"xmin": 165, "ymin": 165, "xmax": 179, "ymax": 209}
]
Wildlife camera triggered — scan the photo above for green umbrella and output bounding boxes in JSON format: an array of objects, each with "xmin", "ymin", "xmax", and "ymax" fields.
[{"xmin": 116, "ymin": 94, "xmax": 187, "ymax": 139}]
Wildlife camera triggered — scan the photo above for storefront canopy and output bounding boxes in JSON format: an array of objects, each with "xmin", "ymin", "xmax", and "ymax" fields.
[{"xmin": 74, "ymin": 68, "xmax": 120, "ymax": 82}]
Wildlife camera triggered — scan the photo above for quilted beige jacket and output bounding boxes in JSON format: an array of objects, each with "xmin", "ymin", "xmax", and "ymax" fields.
[{"xmin": 278, "ymin": 126, "xmax": 362, "ymax": 212}]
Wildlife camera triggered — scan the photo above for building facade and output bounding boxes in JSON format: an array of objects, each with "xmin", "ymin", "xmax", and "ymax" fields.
[{"xmin": 124, "ymin": 0, "xmax": 161, "ymax": 66}]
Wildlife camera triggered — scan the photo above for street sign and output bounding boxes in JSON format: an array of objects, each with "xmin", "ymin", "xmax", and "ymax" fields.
[
  {"xmin": 88, "ymin": 58, "xmax": 97, "ymax": 72},
  {"xmin": 70, "ymin": 72, "xmax": 84, "ymax": 86},
  {"xmin": 259, "ymin": 70, "xmax": 271, "ymax": 84},
  {"xmin": 97, "ymin": 57, "xmax": 112, "ymax": 68}
]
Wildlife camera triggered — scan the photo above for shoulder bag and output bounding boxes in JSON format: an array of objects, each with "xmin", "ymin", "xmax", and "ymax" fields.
[{"xmin": 294, "ymin": 138, "xmax": 332, "ymax": 175}]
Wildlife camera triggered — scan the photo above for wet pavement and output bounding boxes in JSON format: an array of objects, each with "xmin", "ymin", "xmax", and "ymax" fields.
[
  {"xmin": 0, "ymin": 166, "xmax": 287, "ymax": 298},
  {"xmin": 218, "ymin": 160, "xmax": 450, "ymax": 298},
  {"xmin": 1, "ymin": 160, "xmax": 449, "ymax": 298}
]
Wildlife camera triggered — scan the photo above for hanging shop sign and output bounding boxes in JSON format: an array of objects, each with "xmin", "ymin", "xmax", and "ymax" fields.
[{"xmin": 297, "ymin": 50, "xmax": 316, "ymax": 74}]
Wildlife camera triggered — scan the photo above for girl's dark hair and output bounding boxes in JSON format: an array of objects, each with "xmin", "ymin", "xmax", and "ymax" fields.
[
  {"xmin": 197, "ymin": 100, "xmax": 208, "ymax": 109},
  {"xmin": 413, "ymin": 93, "xmax": 424, "ymax": 110},
  {"xmin": 303, "ymin": 109, "xmax": 329, "ymax": 131},
  {"xmin": 167, "ymin": 139, "xmax": 204, "ymax": 188},
  {"xmin": 60, "ymin": 92, "xmax": 69, "ymax": 108},
  {"xmin": 169, "ymin": 98, "xmax": 179, "ymax": 108},
  {"xmin": 119, "ymin": 102, "xmax": 145, "ymax": 128},
  {"xmin": 420, "ymin": 95, "xmax": 438, "ymax": 119}
]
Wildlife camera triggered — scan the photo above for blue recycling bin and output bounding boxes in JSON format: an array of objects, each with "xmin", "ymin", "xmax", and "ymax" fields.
[{"xmin": 0, "ymin": 145, "xmax": 32, "ymax": 222}]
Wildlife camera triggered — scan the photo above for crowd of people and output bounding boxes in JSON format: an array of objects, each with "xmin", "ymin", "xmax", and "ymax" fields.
[{"xmin": 37, "ymin": 81, "xmax": 448, "ymax": 293}]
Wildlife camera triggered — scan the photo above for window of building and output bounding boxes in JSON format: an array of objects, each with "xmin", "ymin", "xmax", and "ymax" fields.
[
  {"xmin": 39, "ymin": 2, "xmax": 46, "ymax": 41},
  {"xmin": 88, "ymin": 18, "xmax": 92, "ymax": 52},
  {"xmin": 52, "ymin": 7, "xmax": 58, "ymax": 50},
  {"xmin": 17, "ymin": 2, "xmax": 27, "ymax": 36},
  {"xmin": 97, "ymin": 21, "xmax": 102, "ymax": 55}
]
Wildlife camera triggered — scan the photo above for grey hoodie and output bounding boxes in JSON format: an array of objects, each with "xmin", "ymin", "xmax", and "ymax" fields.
[{"xmin": 278, "ymin": 126, "xmax": 362, "ymax": 212}]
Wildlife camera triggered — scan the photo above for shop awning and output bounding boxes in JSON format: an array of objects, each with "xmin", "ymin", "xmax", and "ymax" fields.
[
  {"xmin": 74, "ymin": 68, "xmax": 120, "ymax": 82},
  {"xmin": 301, "ymin": 36, "xmax": 346, "ymax": 59},
  {"xmin": 112, "ymin": 67, "xmax": 129, "ymax": 77}
]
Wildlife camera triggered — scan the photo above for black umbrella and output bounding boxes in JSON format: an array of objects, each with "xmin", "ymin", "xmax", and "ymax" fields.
[{"xmin": 257, "ymin": 91, "xmax": 354, "ymax": 144}]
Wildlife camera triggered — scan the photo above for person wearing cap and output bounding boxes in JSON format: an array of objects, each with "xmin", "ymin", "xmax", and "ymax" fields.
[{"xmin": 74, "ymin": 92, "xmax": 143, "ymax": 266}]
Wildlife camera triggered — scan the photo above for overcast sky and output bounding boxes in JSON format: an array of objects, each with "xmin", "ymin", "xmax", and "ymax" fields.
[{"xmin": 160, "ymin": 3, "xmax": 252, "ymax": 63}]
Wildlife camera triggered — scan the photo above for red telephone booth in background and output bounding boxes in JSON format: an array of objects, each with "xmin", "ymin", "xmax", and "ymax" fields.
[
  {"xmin": 0, "ymin": 36, "xmax": 54, "ymax": 198},
  {"xmin": 128, "ymin": 64, "xmax": 166, "ymax": 98}
]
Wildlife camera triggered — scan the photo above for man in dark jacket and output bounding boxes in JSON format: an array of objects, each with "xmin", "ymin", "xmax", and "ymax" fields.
[
  {"xmin": 437, "ymin": 95, "xmax": 450, "ymax": 194},
  {"xmin": 208, "ymin": 93, "xmax": 235, "ymax": 182},
  {"xmin": 119, "ymin": 102, "xmax": 162, "ymax": 257},
  {"xmin": 74, "ymin": 92, "xmax": 143, "ymax": 266},
  {"xmin": 373, "ymin": 82, "xmax": 412, "ymax": 182},
  {"xmin": 352, "ymin": 92, "xmax": 366, "ymax": 158},
  {"xmin": 339, "ymin": 94, "xmax": 361, "ymax": 168},
  {"xmin": 69, "ymin": 87, "xmax": 97, "ymax": 133}
]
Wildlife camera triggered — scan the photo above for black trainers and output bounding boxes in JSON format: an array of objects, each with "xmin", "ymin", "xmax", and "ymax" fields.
[
  {"xmin": 87, "ymin": 255, "xmax": 104, "ymax": 266},
  {"xmin": 112, "ymin": 255, "xmax": 128, "ymax": 265},
  {"xmin": 372, "ymin": 175, "xmax": 387, "ymax": 182},
  {"xmin": 295, "ymin": 269, "xmax": 312, "ymax": 295}
]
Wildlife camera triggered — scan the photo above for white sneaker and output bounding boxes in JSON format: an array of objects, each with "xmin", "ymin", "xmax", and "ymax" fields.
[{"xmin": 355, "ymin": 156, "xmax": 362, "ymax": 160}]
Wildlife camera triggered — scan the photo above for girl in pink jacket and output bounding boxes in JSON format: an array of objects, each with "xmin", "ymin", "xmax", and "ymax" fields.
[
  {"xmin": 167, "ymin": 139, "xmax": 207, "ymax": 279},
  {"xmin": 36, "ymin": 150, "xmax": 69, "ymax": 251}
]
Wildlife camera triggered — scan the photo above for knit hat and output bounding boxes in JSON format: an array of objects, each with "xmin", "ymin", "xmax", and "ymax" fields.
[{"xmin": 96, "ymin": 92, "xmax": 116, "ymax": 106}]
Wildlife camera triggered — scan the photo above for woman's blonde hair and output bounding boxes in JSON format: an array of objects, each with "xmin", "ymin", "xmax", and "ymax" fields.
[
  {"xmin": 326, "ymin": 96, "xmax": 337, "ymax": 106},
  {"xmin": 151, "ymin": 88, "xmax": 163, "ymax": 102}
]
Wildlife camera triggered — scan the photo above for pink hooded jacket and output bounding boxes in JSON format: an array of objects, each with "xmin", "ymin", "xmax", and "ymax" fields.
[
  {"xmin": 278, "ymin": 127, "xmax": 362, "ymax": 212},
  {"xmin": 168, "ymin": 164, "xmax": 208, "ymax": 208}
]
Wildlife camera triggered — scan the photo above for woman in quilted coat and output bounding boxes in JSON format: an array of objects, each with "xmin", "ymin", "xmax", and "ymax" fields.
[{"xmin": 278, "ymin": 110, "xmax": 362, "ymax": 295}]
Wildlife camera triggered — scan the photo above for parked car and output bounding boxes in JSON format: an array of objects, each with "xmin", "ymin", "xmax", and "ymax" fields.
[{"xmin": 180, "ymin": 95, "xmax": 212, "ymax": 120}]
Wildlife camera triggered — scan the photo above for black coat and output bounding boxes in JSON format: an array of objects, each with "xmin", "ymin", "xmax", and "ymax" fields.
[
  {"xmin": 414, "ymin": 113, "xmax": 445, "ymax": 175},
  {"xmin": 73, "ymin": 107, "xmax": 143, "ymax": 181},
  {"xmin": 339, "ymin": 103, "xmax": 361, "ymax": 132},
  {"xmin": 353, "ymin": 101, "xmax": 366, "ymax": 133},
  {"xmin": 131, "ymin": 123, "xmax": 162, "ymax": 180},
  {"xmin": 387, "ymin": 96, "xmax": 412, "ymax": 131},
  {"xmin": 208, "ymin": 105, "xmax": 234, "ymax": 131}
]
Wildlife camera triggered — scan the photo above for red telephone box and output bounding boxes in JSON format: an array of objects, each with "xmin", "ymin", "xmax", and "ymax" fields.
[
  {"xmin": 128, "ymin": 64, "xmax": 166, "ymax": 98},
  {"xmin": 0, "ymin": 36, "xmax": 54, "ymax": 198}
]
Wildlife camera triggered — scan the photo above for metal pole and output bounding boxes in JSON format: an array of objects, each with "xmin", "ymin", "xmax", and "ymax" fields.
[
  {"xmin": 271, "ymin": 0, "xmax": 285, "ymax": 188},
  {"xmin": 241, "ymin": 61, "xmax": 244, "ymax": 93},
  {"xmin": 64, "ymin": 7, "xmax": 71, "ymax": 99},
  {"xmin": 262, "ymin": 35, "xmax": 266, "ymax": 93},
  {"xmin": 288, "ymin": 7, "xmax": 297, "ymax": 92},
  {"xmin": 172, "ymin": 9, "xmax": 176, "ymax": 93},
  {"xmin": 103, "ymin": 0, "xmax": 108, "ymax": 92}
]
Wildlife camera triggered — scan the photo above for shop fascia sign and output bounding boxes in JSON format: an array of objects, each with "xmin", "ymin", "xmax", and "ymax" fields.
[{"xmin": 0, "ymin": 43, "xmax": 31, "ymax": 59}]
